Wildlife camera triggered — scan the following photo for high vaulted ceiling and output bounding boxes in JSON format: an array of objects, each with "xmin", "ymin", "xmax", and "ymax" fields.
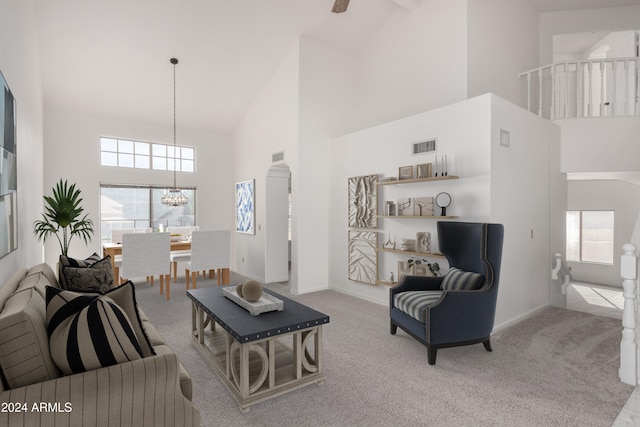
[
  {"xmin": 34, "ymin": 0, "xmax": 640, "ymax": 134},
  {"xmin": 34, "ymin": 0, "xmax": 396, "ymax": 133}
]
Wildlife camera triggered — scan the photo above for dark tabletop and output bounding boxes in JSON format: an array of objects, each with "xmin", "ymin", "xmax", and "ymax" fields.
[{"xmin": 187, "ymin": 285, "xmax": 330, "ymax": 343}]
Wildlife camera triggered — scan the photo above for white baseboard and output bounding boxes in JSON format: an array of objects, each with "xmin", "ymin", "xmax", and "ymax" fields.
[
  {"xmin": 329, "ymin": 286, "xmax": 388, "ymax": 307},
  {"xmin": 492, "ymin": 303, "xmax": 549, "ymax": 333},
  {"xmin": 290, "ymin": 285, "xmax": 330, "ymax": 295}
]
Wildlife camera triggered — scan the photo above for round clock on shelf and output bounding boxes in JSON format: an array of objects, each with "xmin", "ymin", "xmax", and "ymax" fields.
[{"xmin": 435, "ymin": 192, "xmax": 451, "ymax": 216}]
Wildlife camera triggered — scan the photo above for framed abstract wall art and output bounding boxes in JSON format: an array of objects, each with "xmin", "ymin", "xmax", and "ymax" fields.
[
  {"xmin": 348, "ymin": 174, "xmax": 377, "ymax": 229},
  {"xmin": 348, "ymin": 230, "xmax": 378, "ymax": 285},
  {"xmin": 0, "ymin": 69, "xmax": 17, "ymax": 259},
  {"xmin": 236, "ymin": 179, "xmax": 255, "ymax": 234}
]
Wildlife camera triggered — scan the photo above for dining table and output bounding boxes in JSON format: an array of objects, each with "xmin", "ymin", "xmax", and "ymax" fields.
[{"xmin": 102, "ymin": 240, "xmax": 230, "ymax": 286}]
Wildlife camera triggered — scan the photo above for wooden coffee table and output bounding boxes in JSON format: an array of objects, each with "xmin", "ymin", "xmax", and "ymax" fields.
[{"xmin": 187, "ymin": 286, "xmax": 329, "ymax": 412}]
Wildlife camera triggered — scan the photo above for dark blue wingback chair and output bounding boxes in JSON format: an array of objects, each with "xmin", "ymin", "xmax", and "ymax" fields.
[{"xmin": 390, "ymin": 221, "xmax": 504, "ymax": 365}]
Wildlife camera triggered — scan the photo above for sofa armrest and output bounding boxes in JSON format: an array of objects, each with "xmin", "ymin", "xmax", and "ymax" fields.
[{"xmin": 0, "ymin": 352, "xmax": 200, "ymax": 427}]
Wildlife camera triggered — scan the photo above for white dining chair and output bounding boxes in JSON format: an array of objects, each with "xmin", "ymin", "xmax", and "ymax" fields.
[
  {"xmin": 118, "ymin": 232, "xmax": 172, "ymax": 300},
  {"xmin": 111, "ymin": 228, "xmax": 153, "ymax": 276},
  {"xmin": 168, "ymin": 226, "xmax": 199, "ymax": 283},
  {"xmin": 184, "ymin": 230, "xmax": 230, "ymax": 289}
]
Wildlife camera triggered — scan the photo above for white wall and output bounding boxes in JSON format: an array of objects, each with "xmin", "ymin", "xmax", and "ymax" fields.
[
  {"xmin": 539, "ymin": 6, "xmax": 640, "ymax": 65},
  {"xmin": 233, "ymin": 40, "xmax": 300, "ymax": 284},
  {"xmin": 467, "ymin": 0, "xmax": 539, "ymax": 110},
  {"xmin": 296, "ymin": 37, "xmax": 355, "ymax": 294},
  {"xmin": 567, "ymin": 179, "xmax": 640, "ymax": 287},
  {"xmin": 539, "ymin": 6, "xmax": 640, "ymax": 291},
  {"xmin": 0, "ymin": 0, "xmax": 45, "ymax": 284},
  {"xmin": 329, "ymin": 95, "xmax": 493, "ymax": 306},
  {"xmin": 548, "ymin": 118, "xmax": 568, "ymax": 308},
  {"xmin": 328, "ymin": 94, "xmax": 562, "ymax": 329},
  {"xmin": 586, "ymin": 30, "xmax": 636, "ymax": 59},
  {"xmin": 233, "ymin": 36, "xmax": 355, "ymax": 294},
  {"xmin": 558, "ymin": 117, "xmax": 640, "ymax": 174},
  {"xmin": 350, "ymin": 0, "xmax": 469, "ymax": 132},
  {"xmin": 43, "ymin": 108, "xmax": 233, "ymax": 268},
  {"xmin": 489, "ymin": 94, "xmax": 563, "ymax": 326}
]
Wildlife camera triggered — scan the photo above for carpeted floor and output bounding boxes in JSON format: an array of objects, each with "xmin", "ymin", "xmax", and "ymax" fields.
[
  {"xmin": 567, "ymin": 282, "xmax": 623, "ymax": 319},
  {"xmin": 133, "ymin": 274, "xmax": 632, "ymax": 427}
]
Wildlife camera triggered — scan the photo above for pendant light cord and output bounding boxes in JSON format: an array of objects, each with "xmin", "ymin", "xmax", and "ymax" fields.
[{"xmin": 171, "ymin": 58, "xmax": 178, "ymax": 189}]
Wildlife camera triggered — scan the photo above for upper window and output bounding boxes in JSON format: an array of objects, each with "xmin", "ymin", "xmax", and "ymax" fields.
[
  {"xmin": 100, "ymin": 137, "xmax": 195, "ymax": 172},
  {"xmin": 566, "ymin": 210, "xmax": 614, "ymax": 264}
]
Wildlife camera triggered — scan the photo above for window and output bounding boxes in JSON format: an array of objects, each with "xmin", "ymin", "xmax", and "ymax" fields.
[
  {"xmin": 566, "ymin": 210, "xmax": 614, "ymax": 264},
  {"xmin": 100, "ymin": 137, "xmax": 195, "ymax": 172},
  {"xmin": 100, "ymin": 185, "xmax": 196, "ymax": 243}
]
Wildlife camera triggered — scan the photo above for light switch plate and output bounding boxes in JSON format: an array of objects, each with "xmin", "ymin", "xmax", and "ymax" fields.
[{"xmin": 500, "ymin": 129, "xmax": 510, "ymax": 148}]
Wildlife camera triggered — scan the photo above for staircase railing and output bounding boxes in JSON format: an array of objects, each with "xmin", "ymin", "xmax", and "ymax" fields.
[
  {"xmin": 551, "ymin": 253, "xmax": 571, "ymax": 294},
  {"xmin": 620, "ymin": 243, "xmax": 638, "ymax": 386},
  {"xmin": 520, "ymin": 57, "xmax": 640, "ymax": 120}
]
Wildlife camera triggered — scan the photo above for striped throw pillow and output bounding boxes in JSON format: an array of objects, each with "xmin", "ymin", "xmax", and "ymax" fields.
[
  {"xmin": 441, "ymin": 267, "xmax": 484, "ymax": 291},
  {"xmin": 46, "ymin": 286, "xmax": 144, "ymax": 375}
]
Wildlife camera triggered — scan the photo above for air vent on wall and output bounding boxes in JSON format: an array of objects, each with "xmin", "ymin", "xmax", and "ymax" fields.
[
  {"xmin": 272, "ymin": 151, "xmax": 285, "ymax": 163},
  {"xmin": 412, "ymin": 138, "xmax": 437, "ymax": 155}
]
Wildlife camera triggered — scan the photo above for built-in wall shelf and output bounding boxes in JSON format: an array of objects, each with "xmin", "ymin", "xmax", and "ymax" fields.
[
  {"xmin": 377, "ymin": 248, "xmax": 446, "ymax": 258},
  {"xmin": 377, "ymin": 175, "xmax": 459, "ymax": 186},
  {"xmin": 378, "ymin": 215, "xmax": 457, "ymax": 219},
  {"xmin": 369, "ymin": 167, "xmax": 459, "ymax": 286}
]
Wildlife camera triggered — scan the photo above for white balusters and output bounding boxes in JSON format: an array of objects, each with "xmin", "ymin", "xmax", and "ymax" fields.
[
  {"xmin": 587, "ymin": 61, "xmax": 594, "ymax": 117},
  {"xmin": 526, "ymin": 73, "xmax": 531, "ymax": 112},
  {"xmin": 624, "ymin": 59, "xmax": 630, "ymax": 116},
  {"xmin": 563, "ymin": 63, "xmax": 569, "ymax": 118},
  {"xmin": 612, "ymin": 60, "xmax": 618, "ymax": 116},
  {"xmin": 520, "ymin": 57, "xmax": 640, "ymax": 119},
  {"xmin": 538, "ymin": 70, "xmax": 543, "ymax": 117},
  {"xmin": 620, "ymin": 243, "xmax": 638, "ymax": 386},
  {"xmin": 550, "ymin": 65, "xmax": 556, "ymax": 120},
  {"xmin": 599, "ymin": 61, "xmax": 605, "ymax": 116},
  {"xmin": 551, "ymin": 253, "xmax": 572, "ymax": 294},
  {"xmin": 577, "ymin": 62, "xmax": 583, "ymax": 117}
]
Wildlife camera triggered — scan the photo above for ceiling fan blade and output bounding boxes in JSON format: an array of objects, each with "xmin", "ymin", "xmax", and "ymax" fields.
[{"xmin": 332, "ymin": 0, "xmax": 350, "ymax": 13}]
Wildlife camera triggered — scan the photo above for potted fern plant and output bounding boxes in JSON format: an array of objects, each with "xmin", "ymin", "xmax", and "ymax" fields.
[{"xmin": 33, "ymin": 179, "xmax": 95, "ymax": 256}]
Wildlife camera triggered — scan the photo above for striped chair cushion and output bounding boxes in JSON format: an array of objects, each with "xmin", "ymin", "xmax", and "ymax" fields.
[
  {"xmin": 46, "ymin": 287, "xmax": 144, "ymax": 375},
  {"xmin": 394, "ymin": 291, "xmax": 443, "ymax": 323},
  {"xmin": 441, "ymin": 267, "xmax": 484, "ymax": 291}
]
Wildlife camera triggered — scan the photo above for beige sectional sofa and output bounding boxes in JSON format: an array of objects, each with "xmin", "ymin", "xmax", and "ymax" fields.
[{"xmin": 0, "ymin": 263, "xmax": 200, "ymax": 426}]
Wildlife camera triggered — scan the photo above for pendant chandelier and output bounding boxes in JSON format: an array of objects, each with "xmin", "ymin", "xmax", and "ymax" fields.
[{"xmin": 161, "ymin": 57, "xmax": 189, "ymax": 207}]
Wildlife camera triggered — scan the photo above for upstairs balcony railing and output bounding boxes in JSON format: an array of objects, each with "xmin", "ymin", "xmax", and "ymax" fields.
[{"xmin": 520, "ymin": 57, "xmax": 640, "ymax": 120}]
